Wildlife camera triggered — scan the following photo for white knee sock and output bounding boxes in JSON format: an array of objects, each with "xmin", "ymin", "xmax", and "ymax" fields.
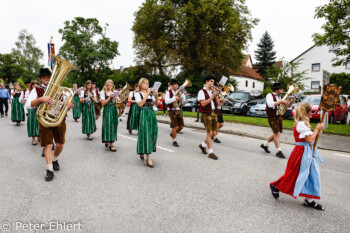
[
  {"xmin": 202, "ymin": 142, "xmax": 207, "ymax": 148},
  {"xmin": 52, "ymin": 156, "xmax": 58, "ymax": 162},
  {"xmin": 208, "ymin": 148, "xmax": 213, "ymax": 154},
  {"xmin": 276, "ymin": 148, "xmax": 281, "ymax": 152},
  {"xmin": 47, "ymin": 164, "xmax": 53, "ymax": 171},
  {"xmin": 264, "ymin": 140, "xmax": 269, "ymax": 147}
]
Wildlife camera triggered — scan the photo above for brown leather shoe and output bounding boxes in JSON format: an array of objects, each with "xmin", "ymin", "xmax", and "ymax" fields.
[
  {"xmin": 208, "ymin": 153, "xmax": 218, "ymax": 160},
  {"xmin": 199, "ymin": 144, "xmax": 207, "ymax": 154}
]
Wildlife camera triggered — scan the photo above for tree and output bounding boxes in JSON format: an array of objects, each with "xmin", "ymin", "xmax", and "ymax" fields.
[
  {"xmin": 58, "ymin": 17, "xmax": 119, "ymax": 85},
  {"xmin": 0, "ymin": 52, "xmax": 25, "ymax": 84},
  {"xmin": 312, "ymin": 0, "xmax": 350, "ymax": 67},
  {"xmin": 330, "ymin": 72, "xmax": 350, "ymax": 94},
  {"xmin": 254, "ymin": 31, "xmax": 276, "ymax": 77},
  {"xmin": 132, "ymin": 0, "xmax": 258, "ymax": 76},
  {"xmin": 12, "ymin": 29, "xmax": 43, "ymax": 82},
  {"xmin": 265, "ymin": 59, "xmax": 309, "ymax": 91}
]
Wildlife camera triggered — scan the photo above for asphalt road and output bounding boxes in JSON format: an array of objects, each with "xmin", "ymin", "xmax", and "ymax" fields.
[{"xmin": 0, "ymin": 110, "xmax": 349, "ymax": 233}]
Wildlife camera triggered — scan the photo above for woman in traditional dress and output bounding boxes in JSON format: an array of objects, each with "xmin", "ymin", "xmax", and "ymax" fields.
[
  {"xmin": 72, "ymin": 84, "xmax": 82, "ymax": 122},
  {"xmin": 100, "ymin": 79, "xmax": 119, "ymax": 152},
  {"xmin": 135, "ymin": 78, "xmax": 158, "ymax": 168},
  {"xmin": 27, "ymin": 80, "xmax": 40, "ymax": 145},
  {"xmin": 127, "ymin": 83, "xmax": 140, "ymax": 134},
  {"xmin": 80, "ymin": 80, "xmax": 97, "ymax": 140},
  {"xmin": 269, "ymin": 102, "xmax": 325, "ymax": 210},
  {"xmin": 11, "ymin": 82, "xmax": 25, "ymax": 126}
]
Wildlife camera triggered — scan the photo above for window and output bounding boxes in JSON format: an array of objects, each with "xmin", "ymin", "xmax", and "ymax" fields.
[
  {"xmin": 245, "ymin": 80, "xmax": 248, "ymax": 87},
  {"xmin": 311, "ymin": 81, "xmax": 320, "ymax": 89},
  {"xmin": 312, "ymin": 63, "xmax": 320, "ymax": 72},
  {"xmin": 346, "ymin": 61, "xmax": 350, "ymax": 70},
  {"xmin": 253, "ymin": 82, "xmax": 255, "ymax": 88}
]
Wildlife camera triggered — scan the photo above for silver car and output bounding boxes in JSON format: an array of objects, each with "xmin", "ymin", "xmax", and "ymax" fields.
[{"xmin": 249, "ymin": 98, "xmax": 267, "ymax": 117}]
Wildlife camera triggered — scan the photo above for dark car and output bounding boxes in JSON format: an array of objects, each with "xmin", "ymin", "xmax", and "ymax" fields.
[
  {"xmin": 182, "ymin": 98, "xmax": 198, "ymax": 112},
  {"xmin": 221, "ymin": 91, "xmax": 258, "ymax": 115}
]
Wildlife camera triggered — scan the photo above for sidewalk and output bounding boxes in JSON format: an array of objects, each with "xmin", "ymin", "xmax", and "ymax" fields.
[{"xmin": 156, "ymin": 115, "xmax": 350, "ymax": 153}]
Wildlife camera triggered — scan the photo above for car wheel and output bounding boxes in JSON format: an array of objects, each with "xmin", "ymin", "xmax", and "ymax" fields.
[
  {"xmin": 241, "ymin": 107, "xmax": 248, "ymax": 116},
  {"xmin": 341, "ymin": 113, "xmax": 348, "ymax": 124},
  {"xmin": 191, "ymin": 107, "xmax": 196, "ymax": 112},
  {"xmin": 329, "ymin": 114, "xmax": 334, "ymax": 124}
]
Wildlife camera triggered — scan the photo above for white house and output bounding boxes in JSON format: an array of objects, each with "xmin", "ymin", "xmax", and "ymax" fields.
[
  {"xmin": 291, "ymin": 45, "xmax": 350, "ymax": 92},
  {"xmin": 227, "ymin": 55, "xmax": 264, "ymax": 93}
]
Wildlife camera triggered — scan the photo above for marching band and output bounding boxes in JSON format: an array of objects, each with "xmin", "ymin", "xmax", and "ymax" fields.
[{"xmin": 1, "ymin": 64, "xmax": 328, "ymax": 211}]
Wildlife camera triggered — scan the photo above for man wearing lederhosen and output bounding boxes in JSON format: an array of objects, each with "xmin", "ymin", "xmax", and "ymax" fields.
[
  {"xmin": 198, "ymin": 75, "xmax": 220, "ymax": 160},
  {"xmin": 165, "ymin": 79, "xmax": 186, "ymax": 147},
  {"xmin": 260, "ymin": 83, "xmax": 295, "ymax": 159},
  {"xmin": 26, "ymin": 68, "xmax": 73, "ymax": 181}
]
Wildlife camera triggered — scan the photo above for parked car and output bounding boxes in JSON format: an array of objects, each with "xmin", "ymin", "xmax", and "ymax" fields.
[
  {"xmin": 182, "ymin": 98, "xmax": 198, "ymax": 112},
  {"xmin": 249, "ymin": 98, "xmax": 267, "ymax": 117},
  {"xmin": 292, "ymin": 95, "xmax": 348, "ymax": 123},
  {"xmin": 222, "ymin": 91, "xmax": 258, "ymax": 115}
]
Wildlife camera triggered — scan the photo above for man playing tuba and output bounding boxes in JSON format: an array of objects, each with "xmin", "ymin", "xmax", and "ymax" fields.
[
  {"xmin": 260, "ymin": 83, "xmax": 295, "ymax": 159},
  {"xmin": 26, "ymin": 68, "xmax": 74, "ymax": 181},
  {"xmin": 165, "ymin": 79, "xmax": 186, "ymax": 147}
]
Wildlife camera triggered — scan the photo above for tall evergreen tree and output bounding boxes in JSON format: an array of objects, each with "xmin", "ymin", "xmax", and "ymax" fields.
[{"xmin": 254, "ymin": 31, "xmax": 276, "ymax": 77}]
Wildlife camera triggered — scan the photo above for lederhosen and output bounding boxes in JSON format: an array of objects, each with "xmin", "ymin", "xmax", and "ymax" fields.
[
  {"xmin": 168, "ymin": 89, "xmax": 184, "ymax": 128},
  {"xmin": 266, "ymin": 93, "xmax": 283, "ymax": 133},
  {"xmin": 102, "ymin": 93, "xmax": 118, "ymax": 143},
  {"xmin": 36, "ymin": 86, "xmax": 67, "ymax": 146},
  {"xmin": 27, "ymin": 89, "xmax": 39, "ymax": 137},
  {"xmin": 137, "ymin": 93, "xmax": 158, "ymax": 154},
  {"xmin": 199, "ymin": 89, "xmax": 218, "ymax": 132},
  {"xmin": 72, "ymin": 91, "xmax": 82, "ymax": 119},
  {"xmin": 127, "ymin": 91, "xmax": 140, "ymax": 131},
  {"xmin": 94, "ymin": 89, "xmax": 101, "ymax": 116},
  {"xmin": 11, "ymin": 91, "xmax": 25, "ymax": 122},
  {"xmin": 82, "ymin": 91, "xmax": 96, "ymax": 135}
]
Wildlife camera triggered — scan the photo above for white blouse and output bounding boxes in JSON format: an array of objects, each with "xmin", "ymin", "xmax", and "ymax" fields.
[
  {"xmin": 135, "ymin": 92, "xmax": 155, "ymax": 103},
  {"xmin": 80, "ymin": 90, "xmax": 96, "ymax": 98},
  {"xmin": 296, "ymin": 121, "xmax": 313, "ymax": 139},
  {"xmin": 100, "ymin": 91, "xmax": 118, "ymax": 101}
]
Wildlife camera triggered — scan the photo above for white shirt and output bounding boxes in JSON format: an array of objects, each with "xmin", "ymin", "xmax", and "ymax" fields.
[
  {"xmin": 135, "ymin": 92, "xmax": 155, "ymax": 103},
  {"xmin": 26, "ymin": 85, "xmax": 46, "ymax": 110},
  {"xmin": 165, "ymin": 89, "xmax": 186, "ymax": 110},
  {"xmin": 128, "ymin": 91, "xmax": 135, "ymax": 98},
  {"xmin": 266, "ymin": 93, "xmax": 282, "ymax": 115},
  {"xmin": 20, "ymin": 88, "xmax": 30, "ymax": 101},
  {"xmin": 296, "ymin": 121, "xmax": 313, "ymax": 139},
  {"xmin": 80, "ymin": 90, "xmax": 96, "ymax": 98},
  {"xmin": 100, "ymin": 90, "xmax": 118, "ymax": 101},
  {"xmin": 198, "ymin": 88, "xmax": 215, "ymax": 110}
]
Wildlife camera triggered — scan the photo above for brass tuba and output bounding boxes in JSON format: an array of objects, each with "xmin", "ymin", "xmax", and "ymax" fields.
[
  {"xmin": 278, "ymin": 83, "xmax": 299, "ymax": 115},
  {"xmin": 115, "ymin": 82, "xmax": 131, "ymax": 108},
  {"xmin": 37, "ymin": 55, "xmax": 77, "ymax": 127},
  {"xmin": 173, "ymin": 79, "xmax": 192, "ymax": 108}
]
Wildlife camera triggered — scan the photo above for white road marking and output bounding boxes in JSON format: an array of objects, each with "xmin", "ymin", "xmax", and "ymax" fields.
[
  {"xmin": 334, "ymin": 153, "xmax": 350, "ymax": 158},
  {"xmin": 118, "ymin": 134, "xmax": 175, "ymax": 153}
]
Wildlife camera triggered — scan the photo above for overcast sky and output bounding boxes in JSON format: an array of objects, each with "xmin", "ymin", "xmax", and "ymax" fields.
[{"xmin": 0, "ymin": 0, "xmax": 328, "ymax": 69}]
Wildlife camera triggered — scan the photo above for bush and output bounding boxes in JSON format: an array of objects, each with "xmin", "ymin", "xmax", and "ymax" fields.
[{"xmin": 262, "ymin": 87, "xmax": 272, "ymax": 97}]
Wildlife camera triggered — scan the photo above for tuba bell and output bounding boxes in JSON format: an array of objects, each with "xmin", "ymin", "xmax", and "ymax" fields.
[
  {"xmin": 37, "ymin": 55, "xmax": 77, "ymax": 128},
  {"xmin": 278, "ymin": 83, "xmax": 299, "ymax": 115},
  {"xmin": 173, "ymin": 79, "xmax": 192, "ymax": 108},
  {"xmin": 115, "ymin": 82, "xmax": 131, "ymax": 108}
]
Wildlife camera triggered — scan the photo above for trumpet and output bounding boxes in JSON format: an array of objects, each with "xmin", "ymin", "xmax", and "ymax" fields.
[{"xmin": 212, "ymin": 83, "xmax": 234, "ymax": 101}]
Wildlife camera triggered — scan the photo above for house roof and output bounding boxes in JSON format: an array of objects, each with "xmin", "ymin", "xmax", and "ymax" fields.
[
  {"xmin": 227, "ymin": 54, "xmax": 263, "ymax": 81},
  {"xmin": 290, "ymin": 45, "xmax": 316, "ymax": 63}
]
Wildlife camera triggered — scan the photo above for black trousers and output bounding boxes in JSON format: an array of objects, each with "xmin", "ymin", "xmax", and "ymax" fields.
[{"xmin": 0, "ymin": 98, "xmax": 9, "ymax": 115}]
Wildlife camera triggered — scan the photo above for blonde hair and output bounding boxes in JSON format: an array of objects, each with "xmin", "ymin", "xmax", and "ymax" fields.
[
  {"xmin": 138, "ymin": 78, "xmax": 149, "ymax": 91},
  {"xmin": 295, "ymin": 102, "xmax": 312, "ymax": 127},
  {"xmin": 102, "ymin": 79, "xmax": 115, "ymax": 92},
  {"xmin": 14, "ymin": 82, "xmax": 20, "ymax": 90}
]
